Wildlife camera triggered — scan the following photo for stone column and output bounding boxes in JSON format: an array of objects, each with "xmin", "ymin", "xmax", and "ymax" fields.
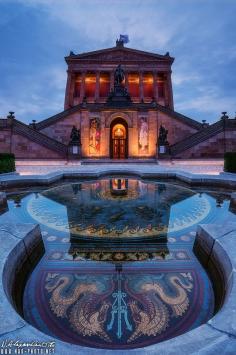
[
  {"xmin": 164, "ymin": 73, "xmax": 169, "ymax": 107},
  {"xmin": 110, "ymin": 71, "xmax": 114, "ymax": 91},
  {"xmin": 95, "ymin": 71, "xmax": 100, "ymax": 101},
  {"xmin": 70, "ymin": 72, "xmax": 76, "ymax": 106},
  {"xmin": 167, "ymin": 71, "xmax": 174, "ymax": 109},
  {"xmin": 64, "ymin": 70, "xmax": 72, "ymax": 109},
  {"xmin": 139, "ymin": 71, "xmax": 144, "ymax": 101},
  {"xmin": 153, "ymin": 71, "xmax": 158, "ymax": 101},
  {"xmin": 80, "ymin": 71, "xmax": 86, "ymax": 102},
  {"xmin": 125, "ymin": 71, "xmax": 129, "ymax": 90}
]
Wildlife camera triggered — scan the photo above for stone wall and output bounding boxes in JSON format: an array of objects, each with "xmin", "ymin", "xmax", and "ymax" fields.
[
  {"xmin": 38, "ymin": 108, "xmax": 198, "ymax": 159},
  {"xmin": 0, "ymin": 129, "xmax": 11, "ymax": 153},
  {"xmin": 11, "ymin": 133, "xmax": 63, "ymax": 159},
  {"xmin": 40, "ymin": 111, "xmax": 81, "ymax": 144},
  {"xmin": 158, "ymin": 111, "xmax": 198, "ymax": 146},
  {"xmin": 39, "ymin": 109, "xmax": 159, "ymax": 158}
]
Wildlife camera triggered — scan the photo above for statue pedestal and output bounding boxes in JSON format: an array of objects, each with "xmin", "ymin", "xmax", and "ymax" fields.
[
  {"xmin": 107, "ymin": 84, "xmax": 132, "ymax": 106},
  {"xmin": 157, "ymin": 144, "xmax": 170, "ymax": 159},
  {"xmin": 68, "ymin": 142, "xmax": 81, "ymax": 160}
]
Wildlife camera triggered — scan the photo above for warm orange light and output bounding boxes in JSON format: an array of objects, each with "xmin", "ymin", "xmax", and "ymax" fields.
[
  {"xmin": 99, "ymin": 78, "xmax": 110, "ymax": 83},
  {"xmin": 143, "ymin": 78, "xmax": 153, "ymax": 84},
  {"xmin": 129, "ymin": 79, "xmax": 139, "ymax": 84},
  {"xmin": 112, "ymin": 123, "xmax": 126, "ymax": 139},
  {"xmin": 128, "ymin": 73, "xmax": 139, "ymax": 84},
  {"xmin": 85, "ymin": 78, "xmax": 96, "ymax": 83}
]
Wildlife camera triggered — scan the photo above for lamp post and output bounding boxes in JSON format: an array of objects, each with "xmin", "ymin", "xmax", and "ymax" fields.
[
  {"xmin": 7, "ymin": 111, "xmax": 15, "ymax": 154},
  {"xmin": 221, "ymin": 111, "xmax": 229, "ymax": 155}
]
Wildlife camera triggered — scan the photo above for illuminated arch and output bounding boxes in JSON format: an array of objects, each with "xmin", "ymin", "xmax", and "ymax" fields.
[{"xmin": 106, "ymin": 112, "xmax": 133, "ymax": 128}]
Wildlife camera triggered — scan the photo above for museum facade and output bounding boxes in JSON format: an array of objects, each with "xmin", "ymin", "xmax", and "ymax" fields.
[{"xmin": 0, "ymin": 40, "xmax": 236, "ymax": 160}]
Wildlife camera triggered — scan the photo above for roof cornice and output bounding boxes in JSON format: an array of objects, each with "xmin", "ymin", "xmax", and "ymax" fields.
[{"xmin": 65, "ymin": 45, "xmax": 174, "ymax": 64}]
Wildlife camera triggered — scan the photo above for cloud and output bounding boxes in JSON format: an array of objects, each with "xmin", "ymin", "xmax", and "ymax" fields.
[
  {"xmin": 172, "ymin": 72, "xmax": 201, "ymax": 86},
  {"xmin": 175, "ymin": 88, "xmax": 236, "ymax": 120},
  {"xmin": 13, "ymin": 0, "xmax": 180, "ymax": 50},
  {"xmin": 0, "ymin": 66, "xmax": 66, "ymax": 120},
  {"xmin": 0, "ymin": 0, "xmax": 235, "ymax": 124}
]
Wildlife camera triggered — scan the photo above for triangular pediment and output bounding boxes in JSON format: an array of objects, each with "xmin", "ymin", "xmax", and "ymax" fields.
[{"xmin": 66, "ymin": 46, "xmax": 174, "ymax": 63}]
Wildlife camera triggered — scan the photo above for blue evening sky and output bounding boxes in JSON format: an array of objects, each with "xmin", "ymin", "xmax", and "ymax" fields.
[{"xmin": 0, "ymin": 0, "xmax": 235, "ymax": 124}]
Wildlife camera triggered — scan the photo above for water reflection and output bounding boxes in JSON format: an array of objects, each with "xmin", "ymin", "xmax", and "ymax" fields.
[{"xmin": 25, "ymin": 179, "xmax": 213, "ymax": 242}]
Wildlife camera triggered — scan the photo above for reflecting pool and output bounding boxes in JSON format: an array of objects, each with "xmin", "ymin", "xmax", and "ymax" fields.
[{"xmin": 1, "ymin": 178, "xmax": 236, "ymax": 349}]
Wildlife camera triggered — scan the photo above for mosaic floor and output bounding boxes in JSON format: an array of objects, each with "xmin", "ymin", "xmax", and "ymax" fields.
[
  {"xmin": 1, "ymin": 178, "xmax": 236, "ymax": 349},
  {"xmin": 24, "ymin": 254, "xmax": 213, "ymax": 349}
]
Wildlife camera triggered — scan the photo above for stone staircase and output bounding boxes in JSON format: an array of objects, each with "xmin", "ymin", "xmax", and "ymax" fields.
[
  {"xmin": 13, "ymin": 119, "xmax": 68, "ymax": 156},
  {"xmin": 170, "ymin": 120, "xmax": 224, "ymax": 156}
]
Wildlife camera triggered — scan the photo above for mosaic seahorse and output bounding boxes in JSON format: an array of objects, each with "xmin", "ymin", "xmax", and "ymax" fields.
[
  {"xmin": 142, "ymin": 274, "xmax": 193, "ymax": 317},
  {"xmin": 128, "ymin": 273, "xmax": 193, "ymax": 342},
  {"xmin": 45, "ymin": 274, "xmax": 97, "ymax": 317}
]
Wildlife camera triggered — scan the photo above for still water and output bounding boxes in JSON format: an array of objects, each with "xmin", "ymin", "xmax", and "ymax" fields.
[{"xmin": 1, "ymin": 178, "xmax": 235, "ymax": 349}]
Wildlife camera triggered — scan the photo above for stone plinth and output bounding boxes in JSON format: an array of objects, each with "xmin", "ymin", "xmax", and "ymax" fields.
[
  {"xmin": 0, "ymin": 192, "xmax": 7, "ymax": 206},
  {"xmin": 230, "ymin": 192, "xmax": 236, "ymax": 212}
]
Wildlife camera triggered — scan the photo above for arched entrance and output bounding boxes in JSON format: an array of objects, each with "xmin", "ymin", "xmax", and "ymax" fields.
[{"xmin": 110, "ymin": 118, "xmax": 128, "ymax": 159}]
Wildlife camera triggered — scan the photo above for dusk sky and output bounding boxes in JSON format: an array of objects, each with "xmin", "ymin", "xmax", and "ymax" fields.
[{"xmin": 0, "ymin": 0, "xmax": 235, "ymax": 124}]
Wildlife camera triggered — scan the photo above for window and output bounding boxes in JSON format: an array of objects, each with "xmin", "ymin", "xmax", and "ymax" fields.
[
  {"xmin": 128, "ymin": 73, "xmax": 139, "ymax": 97},
  {"xmin": 74, "ymin": 74, "xmax": 81, "ymax": 97},
  {"xmin": 85, "ymin": 72, "xmax": 96, "ymax": 98},
  {"xmin": 99, "ymin": 73, "xmax": 110, "ymax": 97},
  {"xmin": 143, "ymin": 73, "xmax": 154, "ymax": 98}
]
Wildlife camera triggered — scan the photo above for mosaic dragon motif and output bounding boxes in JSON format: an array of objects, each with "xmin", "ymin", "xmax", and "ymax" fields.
[
  {"xmin": 44, "ymin": 272, "xmax": 193, "ymax": 344},
  {"xmin": 128, "ymin": 273, "xmax": 193, "ymax": 342},
  {"xmin": 128, "ymin": 298, "xmax": 169, "ymax": 342},
  {"xmin": 45, "ymin": 273, "xmax": 111, "ymax": 341},
  {"xmin": 141, "ymin": 273, "xmax": 193, "ymax": 317},
  {"xmin": 70, "ymin": 297, "xmax": 111, "ymax": 342}
]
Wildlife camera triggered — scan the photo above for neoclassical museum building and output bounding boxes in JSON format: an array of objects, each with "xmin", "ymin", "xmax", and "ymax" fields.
[{"xmin": 0, "ymin": 39, "xmax": 236, "ymax": 160}]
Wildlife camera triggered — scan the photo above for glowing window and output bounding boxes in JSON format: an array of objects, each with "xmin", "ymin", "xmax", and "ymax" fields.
[
  {"xmin": 112, "ymin": 124, "xmax": 126, "ymax": 139},
  {"xmin": 99, "ymin": 73, "xmax": 110, "ymax": 97},
  {"xmin": 143, "ymin": 73, "xmax": 154, "ymax": 98},
  {"xmin": 74, "ymin": 74, "xmax": 81, "ymax": 97},
  {"xmin": 128, "ymin": 73, "xmax": 139, "ymax": 97},
  {"xmin": 85, "ymin": 73, "xmax": 96, "ymax": 98}
]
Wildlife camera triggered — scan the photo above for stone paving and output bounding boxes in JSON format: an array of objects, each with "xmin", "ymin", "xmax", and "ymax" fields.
[{"xmin": 15, "ymin": 159, "xmax": 224, "ymax": 175}]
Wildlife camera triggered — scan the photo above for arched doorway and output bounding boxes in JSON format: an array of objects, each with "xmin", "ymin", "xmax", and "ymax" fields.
[{"xmin": 110, "ymin": 118, "xmax": 128, "ymax": 159}]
